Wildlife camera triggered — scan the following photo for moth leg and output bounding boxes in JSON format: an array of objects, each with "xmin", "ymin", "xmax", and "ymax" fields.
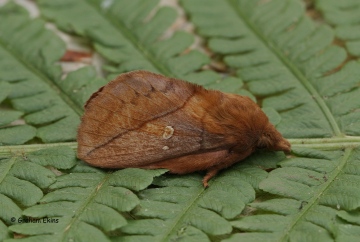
[
  {"xmin": 202, "ymin": 149, "xmax": 254, "ymax": 187},
  {"xmin": 203, "ymin": 169, "xmax": 220, "ymax": 187}
]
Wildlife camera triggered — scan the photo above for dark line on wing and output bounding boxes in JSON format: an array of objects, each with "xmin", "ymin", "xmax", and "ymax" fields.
[
  {"xmin": 88, "ymin": 102, "xmax": 154, "ymax": 124},
  {"xmin": 81, "ymin": 119, "xmax": 200, "ymax": 138},
  {"xmin": 101, "ymin": 90, "xmax": 190, "ymax": 128},
  {"xmin": 86, "ymin": 103, "xmax": 200, "ymax": 134},
  {"xmin": 86, "ymin": 89, "xmax": 197, "ymax": 156},
  {"xmin": 80, "ymin": 143, "xmax": 163, "ymax": 153},
  {"xmin": 83, "ymin": 145, "xmax": 229, "ymax": 161},
  {"xmin": 80, "ymin": 130, "xmax": 116, "ymax": 137}
]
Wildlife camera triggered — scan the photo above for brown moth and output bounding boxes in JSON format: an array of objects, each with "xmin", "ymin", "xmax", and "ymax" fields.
[{"xmin": 77, "ymin": 70, "xmax": 291, "ymax": 187}]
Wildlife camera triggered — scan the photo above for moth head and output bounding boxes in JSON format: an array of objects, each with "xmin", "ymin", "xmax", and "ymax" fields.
[
  {"xmin": 209, "ymin": 94, "xmax": 291, "ymax": 154},
  {"xmin": 257, "ymin": 124, "xmax": 291, "ymax": 154}
]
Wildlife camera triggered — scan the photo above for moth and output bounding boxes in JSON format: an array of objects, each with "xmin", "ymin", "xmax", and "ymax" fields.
[{"xmin": 77, "ymin": 70, "xmax": 291, "ymax": 187}]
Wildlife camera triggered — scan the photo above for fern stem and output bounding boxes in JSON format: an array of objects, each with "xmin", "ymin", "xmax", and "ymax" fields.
[
  {"xmin": 227, "ymin": 0, "xmax": 342, "ymax": 136},
  {"xmin": 289, "ymin": 136, "xmax": 360, "ymax": 149},
  {"xmin": 0, "ymin": 142, "xmax": 77, "ymax": 157}
]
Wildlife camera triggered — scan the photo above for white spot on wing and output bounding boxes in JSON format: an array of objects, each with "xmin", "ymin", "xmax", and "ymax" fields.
[
  {"xmin": 162, "ymin": 126, "xmax": 174, "ymax": 139},
  {"xmin": 162, "ymin": 146, "xmax": 169, "ymax": 150}
]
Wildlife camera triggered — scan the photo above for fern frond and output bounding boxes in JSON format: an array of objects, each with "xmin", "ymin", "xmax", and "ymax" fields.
[
  {"xmin": 8, "ymin": 168, "xmax": 166, "ymax": 241},
  {"xmin": 181, "ymin": 0, "xmax": 360, "ymax": 138},
  {"xmin": 227, "ymin": 148, "xmax": 360, "ymax": 241},
  {"xmin": 36, "ymin": 0, "xmax": 250, "ymax": 97},
  {"xmin": 0, "ymin": 193, "xmax": 22, "ymax": 233},
  {"xmin": 315, "ymin": 0, "xmax": 360, "ymax": 57},
  {"xmin": 1, "ymin": 1, "xmax": 359, "ymax": 241},
  {"xmin": 0, "ymin": 220, "xmax": 11, "ymax": 241},
  {"xmin": 115, "ymin": 164, "xmax": 268, "ymax": 241},
  {"xmin": 335, "ymin": 224, "xmax": 360, "ymax": 242},
  {"xmin": 37, "ymin": 0, "xmax": 197, "ymax": 76},
  {"xmin": 336, "ymin": 210, "xmax": 360, "ymax": 240},
  {"xmin": 0, "ymin": 146, "xmax": 76, "ymax": 230},
  {"xmin": 0, "ymin": 2, "xmax": 105, "ymax": 144}
]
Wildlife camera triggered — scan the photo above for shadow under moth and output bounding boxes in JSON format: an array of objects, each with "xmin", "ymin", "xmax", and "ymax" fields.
[{"xmin": 77, "ymin": 70, "xmax": 291, "ymax": 187}]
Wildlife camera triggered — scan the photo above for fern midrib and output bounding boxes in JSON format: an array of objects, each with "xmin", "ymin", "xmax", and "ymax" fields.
[
  {"xmin": 278, "ymin": 148, "xmax": 353, "ymax": 241},
  {"xmin": 0, "ymin": 38, "xmax": 83, "ymax": 116},
  {"xmin": 0, "ymin": 142, "xmax": 78, "ymax": 156},
  {"xmin": 61, "ymin": 173, "xmax": 111, "ymax": 241},
  {"xmin": 160, "ymin": 185, "xmax": 206, "ymax": 241},
  {"xmin": 226, "ymin": 0, "xmax": 342, "ymax": 137},
  {"xmin": 291, "ymin": 136, "xmax": 360, "ymax": 150},
  {"xmin": 84, "ymin": 0, "xmax": 174, "ymax": 77}
]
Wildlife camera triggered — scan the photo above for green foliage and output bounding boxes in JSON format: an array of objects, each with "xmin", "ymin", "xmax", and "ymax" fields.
[
  {"xmin": 228, "ymin": 148, "xmax": 360, "ymax": 241},
  {"xmin": 36, "ymin": 0, "xmax": 251, "ymax": 98},
  {"xmin": 0, "ymin": 146, "xmax": 76, "ymax": 229},
  {"xmin": 315, "ymin": 0, "xmax": 360, "ymax": 57},
  {"xmin": 118, "ymin": 165, "xmax": 266, "ymax": 241},
  {"xmin": 181, "ymin": 0, "xmax": 360, "ymax": 138},
  {"xmin": 0, "ymin": 2, "xmax": 105, "ymax": 144},
  {"xmin": 8, "ymin": 168, "xmax": 166, "ymax": 241},
  {"xmin": 0, "ymin": 0, "xmax": 359, "ymax": 241}
]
